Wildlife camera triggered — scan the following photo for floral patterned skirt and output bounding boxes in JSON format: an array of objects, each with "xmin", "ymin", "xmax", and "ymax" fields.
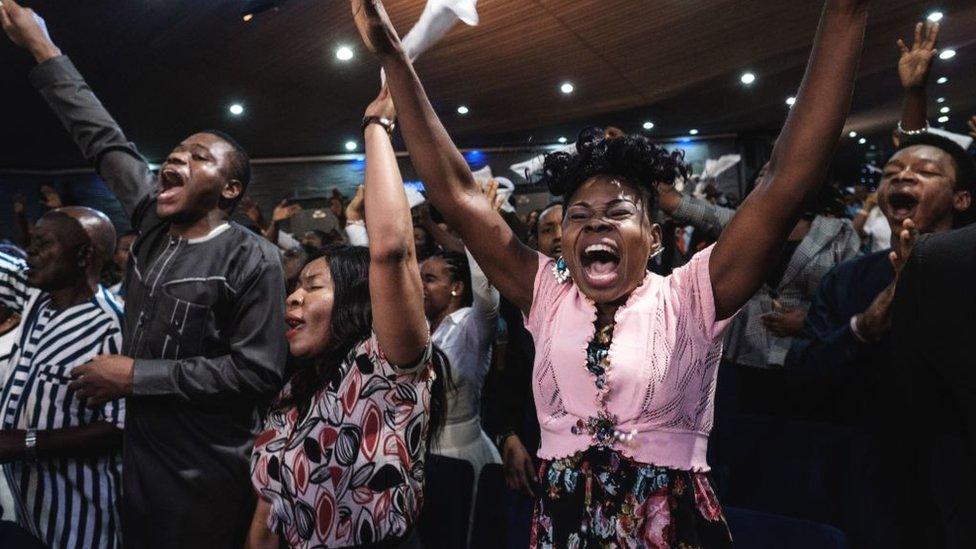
[{"xmin": 529, "ymin": 447, "xmax": 732, "ymax": 549}]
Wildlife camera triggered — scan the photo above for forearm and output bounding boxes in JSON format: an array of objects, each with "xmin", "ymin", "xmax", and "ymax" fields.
[
  {"xmin": 673, "ymin": 195, "xmax": 735, "ymax": 237},
  {"xmin": 29, "ymin": 56, "xmax": 153, "ymax": 217},
  {"xmin": 467, "ymin": 249, "xmax": 499, "ymax": 318},
  {"xmin": 900, "ymin": 86, "xmax": 928, "ymax": 132},
  {"xmin": 132, "ymin": 354, "xmax": 284, "ymax": 401},
  {"xmin": 421, "ymin": 216, "xmax": 464, "ymax": 253},
  {"xmin": 852, "ymin": 209, "xmax": 869, "ymax": 236},
  {"xmin": 245, "ymin": 498, "xmax": 279, "ymax": 549},
  {"xmin": 364, "ymin": 124, "xmax": 414, "ymax": 257},
  {"xmin": 7, "ymin": 423, "xmax": 122, "ymax": 462}
]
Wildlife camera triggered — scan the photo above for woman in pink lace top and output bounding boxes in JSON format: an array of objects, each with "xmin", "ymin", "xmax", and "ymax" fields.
[{"xmin": 353, "ymin": 0, "xmax": 870, "ymax": 545}]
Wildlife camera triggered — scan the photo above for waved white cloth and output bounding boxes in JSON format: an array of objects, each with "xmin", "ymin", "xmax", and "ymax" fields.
[
  {"xmin": 402, "ymin": 0, "xmax": 479, "ymax": 61},
  {"xmin": 509, "ymin": 144, "xmax": 576, "ymax": 180},
  {"xmin": 701, "ymin": 154, "xmax": 741, "ymax": 179},
  {"xmin": 472, "ymin": 166, "xmax": 515, "ymax": 213},
  {"xmin": 381, "ymin": 0, "xmax": 479, "ymax": 83}
]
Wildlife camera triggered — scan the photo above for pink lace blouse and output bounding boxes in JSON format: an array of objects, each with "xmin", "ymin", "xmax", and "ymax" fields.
[{"xmin": 525, "ymin": 245, "xmax": 733, "ymax": 472}]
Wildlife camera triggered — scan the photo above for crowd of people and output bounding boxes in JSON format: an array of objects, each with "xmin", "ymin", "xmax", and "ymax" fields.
[{"xmin": 0, "ymin": 0, "xmax": 974, "ymax": 547}]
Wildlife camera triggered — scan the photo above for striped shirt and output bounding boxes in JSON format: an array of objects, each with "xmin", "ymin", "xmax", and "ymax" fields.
[{"xmin": 0, "ymin": 252, "xmax": 125, "ymax": 549}]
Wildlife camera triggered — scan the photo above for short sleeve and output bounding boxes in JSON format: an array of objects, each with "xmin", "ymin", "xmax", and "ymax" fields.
[
  {"xmin": 366, "ymin": 331, "xmax": 433, "ymax": 377},
  {"xmin": 523, "ymin": 252, "xmax": 561, "ymax": 339},
  {"xmin": 668, "ymin": 245, "xmax": 733, "ymax": 342},
  {"xmin": 97, "ymin": 325, "xmax": 126, "ymax": 429}
]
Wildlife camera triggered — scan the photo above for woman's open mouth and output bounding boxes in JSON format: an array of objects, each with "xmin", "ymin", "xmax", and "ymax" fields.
[
  {"xmin": 580, "ymin": 242, "xmax": 621, "ymax": 288},
  {"xmin": 285, "ymin": 315, "xmax": 306, "ymax": 338}
]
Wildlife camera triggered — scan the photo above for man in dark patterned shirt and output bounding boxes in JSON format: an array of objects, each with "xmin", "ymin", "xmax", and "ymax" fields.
[{"xmin": 2, "ymin": 3, "xmax": 287, "ymax": 546}]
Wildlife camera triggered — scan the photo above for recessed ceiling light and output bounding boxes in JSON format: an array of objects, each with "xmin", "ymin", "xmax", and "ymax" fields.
[
  {"xmin": 938, "ymin": 115, "xmax": 949, "ymax": 123},
  {"xmin": 558, "ymin": 137, "xmax": 568, "ymax": 144},
  {"xmin": 927, "ymin": 11, "xmax": 944, "ymax": 23},
  {"xmin": 457, "ymin": 105, "xmax": 469, "ymax": 115},
  {"xmin": 939, "ymin": 49, "xmax": 956, "ymax": 60},
  {"xmin": 642, "ymin": 121, "xmax": 654, "ymax": 130},
  {"xmin": 937, "ymin": 76, "xmax": 949, "ymax": 84},
  {"xmin": 937, "ymin": 97, "xmax": 946, "ymax": 103},
  {"xmin": 345, "ymin": 141, "xmax": 358, "ymax": 151},
  {"xmin": 740, "ymin": 72, "xmax": 756, "ymax": 85},
  {"xmin": 229, "ymin": 103, "xmax": 244, "ymax": 116},
  {"xmin": 689, "ymin": 129, "xmax": 699, "ymax": 135},
  {"xmin": 560, "ymin": 82, "xmax": 575, "ymax": 95},
  {"xmin": 848, "ymin": 131, "xmax": 857, "ymax": 138},
  {"xmin": 858, "ymin": 137, "xmax": 867, "ymax": 145},
  {"xmin": 786, "ymin": 96, "xmax": 796, "ymax": 106},
  {"xmin": 336, "ymin": 46, "xmax": 354, "ymax": 61},
  {"xmin": 940, "ymin": 106, "xmax": 950, "ymax": 114}
]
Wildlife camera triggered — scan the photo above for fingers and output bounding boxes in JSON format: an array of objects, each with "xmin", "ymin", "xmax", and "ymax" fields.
[
  {"xmin": 913, "ymin": 21, "xmax": 922, "ymax": 48},
  {"xmin": 924, "ymin": 21, "xmax": 940, "ymax": 49},
  {"xmin": 896, "ymin": 38, "xmax": 908, "ymax": 55}
]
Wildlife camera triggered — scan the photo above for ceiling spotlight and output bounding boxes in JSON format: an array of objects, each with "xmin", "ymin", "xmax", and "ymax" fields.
[
  {"xmin": 689, "ymin": 129, "xmax": 699, "ymax": 136},
  {"xmin": 558, "ymin": 137, "xmax": 568, "ymax": 144},
  {"xmin": 345, "ymin": 140, "xmax": 358, "ymax": 152},
  {"xmin": 457, "ymin": 105, "xmax": 470, "ymax": 115},
  {"xmin": 642, "ymin": 121, "xmax": 654, "ymax": 130},
  {"xmin": 937, "ymin": 97, "xmax": 946, "ymax": 103},
  {"xmin": 939, "ymin": 49, "xmax": 956, "ymax": 60},
  {"xmin": 927, "ymin": 11, "xmax": 944, "ymax": 23},
  {"xmin": 848, "ymin": 131, "xmax": 857, "ymax": 138},
  {"xmin": 858, "ymin": 137, "xmax": 867, "ymax": 145},
  {"xmin": 740, "ymin": 72, "xmax": 756, "ymax": 85},
  {"xmin": 940, "ymin": 106, "xmax": 950, "ymax": 114},
  {"xmin": 335, "ymin": 46, "xmax": 354, "ymax": 61},
  {"xmin": 938, "ymin": 115, "xmax": 949, "ymax": 124},
  {"xmin": 241, "ymin": 0, "xmax": 280, "ymax": 22},
  {"xmin": 786, "ymin": 96, "xmax": 796, "ymax": 106},
  {"xmin": 229, "ymin": 103, "xmax": 244, "ymax": 116},
  {"xmin": 560, "ymin": 82, "xmax": 575, "ymax": 95},
  {"xmin": 937, "ymin": 76, "xmax": 949, "ymax": 84}
]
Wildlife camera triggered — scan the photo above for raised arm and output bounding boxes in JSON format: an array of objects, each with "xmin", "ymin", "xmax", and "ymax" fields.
[
  {"xmin": 896, "ymin": 20, "xmax": 939, "ymax": 133},
  {"xmin": 362, "ymin": 88, "xmax": 430, "ymax": 366},
  {"xmin": 352, "ymin": 0, "xmax": 538, "ymax": 313},
  {"xmin": 709, "ymin": 0, "xmax": 868, "ymax": 319},
  {"xmin": 1, "ymin": 0, "xmax": 153, "ymax": 218}
]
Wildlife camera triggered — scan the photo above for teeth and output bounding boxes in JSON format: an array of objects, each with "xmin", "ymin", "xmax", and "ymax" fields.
[{"xmin": 585, "ymin": 244, "xmax": 617, "ymax": 255}]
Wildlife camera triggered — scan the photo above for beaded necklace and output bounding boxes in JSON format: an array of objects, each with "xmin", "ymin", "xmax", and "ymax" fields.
[{"xmin": 571, "ymin": 319, "xmax": 637, "ymax": 447}]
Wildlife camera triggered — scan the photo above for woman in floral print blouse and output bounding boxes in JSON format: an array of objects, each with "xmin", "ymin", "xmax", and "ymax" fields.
[
  {"xmin": 353, "ymin": 0, "xmax": 870, "ymax": 545},
  {"xmin": 246, "ymin": 87, "xmax": 449, "ymax": 548}
]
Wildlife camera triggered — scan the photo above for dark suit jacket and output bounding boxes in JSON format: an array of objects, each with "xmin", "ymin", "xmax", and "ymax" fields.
[{"xmin": 891, "ymin": 223, "xmax": 976, "ymax": 548}]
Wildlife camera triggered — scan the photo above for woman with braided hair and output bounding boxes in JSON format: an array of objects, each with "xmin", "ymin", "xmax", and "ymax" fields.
[{"xmin": 352, "ymin": 0, "xmax": 869, "ymax": 544}]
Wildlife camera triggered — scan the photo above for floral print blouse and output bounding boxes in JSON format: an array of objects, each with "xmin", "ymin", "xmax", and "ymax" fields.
[{"xmin": 251, "ymin": 334, "xmax": 434, "ymax": 547}]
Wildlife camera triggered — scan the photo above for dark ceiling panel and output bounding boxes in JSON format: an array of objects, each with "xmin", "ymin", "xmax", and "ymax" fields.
[{"xmin": 1, "ymin": 0, "xmax": 974, "ymax": 169}]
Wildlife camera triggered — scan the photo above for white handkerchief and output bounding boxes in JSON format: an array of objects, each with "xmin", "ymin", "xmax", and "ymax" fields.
[
  {"xmin": 509, "ymin": 144, "xmax": 576, "ymax": 181},
  {"xmin": 401, "ymin": 0, "xmax": 480, "ymax": 61}
]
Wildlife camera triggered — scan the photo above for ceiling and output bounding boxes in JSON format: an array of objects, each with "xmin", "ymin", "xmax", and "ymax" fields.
[{"xmin": 2, "ymin": 0, "xmax": 975, "ymax": 170}]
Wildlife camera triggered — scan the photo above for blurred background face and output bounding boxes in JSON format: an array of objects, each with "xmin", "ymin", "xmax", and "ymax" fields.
[
  {"xmin": 25, "ymin": 215, "xmax": 86, "ymax": 291},
  {"xmin": 536, "ymin": 204, "xmax": 564, "ymax": 259},
  {"xmin": 420, "ymin": 256, "xmax": 460, "ymax": 320},
  {"xmin": 284, "ymin": 257, "xmax": 334, "ymax": 359},
  {"xmin": 300, "ymin": 231, "xmax": 326, "ymax": 252},
  {"xmin": 156, "ymin": 132, "xmax": 239, "ymax": 222},
  {"xmin": 413, "ymin": 226, "xmax": 430, "ymax": 253},
  {"xmin": 878, "ymin": 145, "xmax": 967, "ymax": 234},
  {"xmin": 113, "ymin": 233, "xmax": 137, "ymax": 272}
]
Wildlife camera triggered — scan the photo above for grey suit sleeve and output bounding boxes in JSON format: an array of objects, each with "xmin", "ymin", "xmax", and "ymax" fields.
[
  {"xmin": 672, "ymin": 195, "xmax": 736, "ymax": 239},
  {"xmin": 29, "ymin": 55, "xmax": 154, "ymax": 219},
  {"xmin": 131, "ymin": 257, "xmax": 288, "ymax": 401}
]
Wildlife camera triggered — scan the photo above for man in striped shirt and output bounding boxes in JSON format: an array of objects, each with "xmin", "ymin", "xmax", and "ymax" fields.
[{"xmin": 0, "ymin": 207, "xmax": 124, "ymax": 549}]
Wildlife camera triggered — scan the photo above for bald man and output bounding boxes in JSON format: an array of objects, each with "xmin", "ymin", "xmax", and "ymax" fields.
[{"xmin": 0, "ymin": 207, "xmax": 125, "ymax": 549}]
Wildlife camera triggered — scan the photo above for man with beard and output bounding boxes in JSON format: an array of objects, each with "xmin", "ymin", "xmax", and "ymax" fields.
[
  {"xmin": 785, "ymin": 132, "xmax": 975, "ymax": 547},
  {"xmin": 1, "ymin": 2, "xmax": 286, "ymax": 547},
  {"xmin": 0, "ymin": 207, "xmax": 124, "ymax": 549}
]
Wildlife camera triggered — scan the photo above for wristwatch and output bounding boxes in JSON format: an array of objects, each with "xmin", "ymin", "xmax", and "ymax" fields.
[
  {"xmin": 24, "ymin": 428, "xmax": 38, "ymax": 461},
  {"xmin": 362, "ymin": 116, "xmax": 396, "ymax": 137}
]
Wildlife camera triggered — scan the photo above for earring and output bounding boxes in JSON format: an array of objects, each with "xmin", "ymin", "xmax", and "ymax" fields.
[
  {"xmin": 649, "ymin": 246, "xmax": 664, "ymax": 260},
  {"xmin": 552, "ymin": 256, "xmax": 571, "ymax": 284},
  {"xmin": 450, "ymin": 290, "xmax": 458, "ymax": 297}
]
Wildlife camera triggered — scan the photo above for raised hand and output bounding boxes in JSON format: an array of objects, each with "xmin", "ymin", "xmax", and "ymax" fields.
[
  {"xmin": 0, "ymin": 0, "xmax": 60, "ymax": 62},
  {"xmin": 897, "ymin": 21, "xmax": 939, "ymax": 89},
  {"xmin": 39, "ymin": 184, "xmax": 62, "ymax": 209},
  {"xmin": 760, "ymin": 301, "xmax": 807, "ymax": 338},
  {"xmin": 483, "ymin": 179, "xmax": 505, "ymax": 213},
  {"xmin": 345, "ymin": 186, "xmax": 366, "ymax": 222},
  {"xmin": 888, "ymin": 218, "xmax": 918, "ymax": 279},
  {"xmin": 364, "ymin": 85, "xmax": 396, "ymax": 121},
  {"xmin": 271, "ymin": 199, "xmax": 302, "ymax": 223},
  {"xmin": 350, "ymin": 0, "xmax": 403, "ymax": 56}
]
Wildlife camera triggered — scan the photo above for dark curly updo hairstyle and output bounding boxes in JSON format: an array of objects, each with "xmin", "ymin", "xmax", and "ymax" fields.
[{"xmin": 543, "ymin": 127, "xmax": 689, "ymax": 218}]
